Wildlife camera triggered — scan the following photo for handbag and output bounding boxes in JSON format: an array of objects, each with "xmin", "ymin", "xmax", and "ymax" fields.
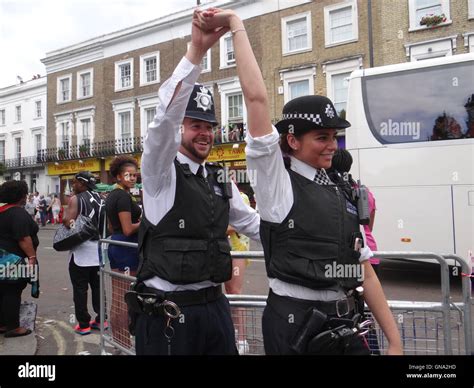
[
  {"xmin": 53, "ymin": 214, "xmax": 98, "ymax": 251},
  {"xmin": 0, "ymin": 248, "xmax": 26, "ymax": 280}
]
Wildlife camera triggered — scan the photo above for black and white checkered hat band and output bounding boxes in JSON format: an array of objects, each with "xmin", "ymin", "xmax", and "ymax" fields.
[{"xmin": 282, "ymin": 113, "xmax": 322, "ymax": 125}]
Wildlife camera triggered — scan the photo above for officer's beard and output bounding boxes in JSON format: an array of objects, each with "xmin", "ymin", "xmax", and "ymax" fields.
[{"xmin": 180, "ymin": 137, "xmax": 213, "ymax": 163}]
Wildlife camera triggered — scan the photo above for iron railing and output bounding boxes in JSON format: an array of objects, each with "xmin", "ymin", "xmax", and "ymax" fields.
[{"xmin": 2, "ymin": 133, "xmax": 250, "ymax": 169}]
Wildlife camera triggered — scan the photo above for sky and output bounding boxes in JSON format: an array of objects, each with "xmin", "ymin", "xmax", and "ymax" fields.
[{"xmin": 0, "ymin": 0, "xmax": 208, "ymax": 88}]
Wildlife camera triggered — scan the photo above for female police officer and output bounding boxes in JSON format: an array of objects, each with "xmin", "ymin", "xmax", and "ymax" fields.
[{"xmin": 199, "ymin": 8, "xmax": 402, "ymax": 355}]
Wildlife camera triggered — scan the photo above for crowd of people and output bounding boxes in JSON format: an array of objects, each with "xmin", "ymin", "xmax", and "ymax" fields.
[{"xmin": 24, "ymin": 192, "xmax": 63, "ymax": 227}]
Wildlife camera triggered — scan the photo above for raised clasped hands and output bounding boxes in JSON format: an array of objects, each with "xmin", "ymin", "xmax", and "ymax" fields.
[
  {"xmin": 197, "ymin": 8, "xmax": 238, "ymax": 31},
  {"xmin": 188, "ymin": 8, "xmax": 232, "ymax": 59}
]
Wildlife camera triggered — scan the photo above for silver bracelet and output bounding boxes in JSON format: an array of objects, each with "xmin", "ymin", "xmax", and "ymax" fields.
[{"xmin": 231, "ymin": 28, "xmax": 246, "ymax": 36}]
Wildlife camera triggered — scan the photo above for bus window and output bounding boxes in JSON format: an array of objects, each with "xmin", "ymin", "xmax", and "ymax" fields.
[{"xmin": 362, "ymin": 62, "xmax": 474, "ymax": 144}]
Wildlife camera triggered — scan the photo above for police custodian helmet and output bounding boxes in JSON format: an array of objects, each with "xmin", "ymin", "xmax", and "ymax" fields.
[
  {"xmin": 185, "ymin": 84, "xmax": 218, "ymax": 126},
  {"xmin": 275, "ymin": 95, "xmax": 351, "ymax": 135}
]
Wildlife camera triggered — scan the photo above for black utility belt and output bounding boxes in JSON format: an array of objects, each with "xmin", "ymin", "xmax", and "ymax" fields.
[
  {"xmin": 126, "ymin": 284, "xmax": 223, "ymax": 317},
  {"xmin": 268, "ymin": 289, "xmax": 356, "ymax": 320},
  {"xmin": 141, "ymin": 285, "xmax": 222, "ymax": 307}
]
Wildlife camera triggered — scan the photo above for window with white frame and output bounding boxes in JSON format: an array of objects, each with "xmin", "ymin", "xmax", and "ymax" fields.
[
  {"xmin": 0, "ymin": 140, "xmax": 5, "ymax": 162},
  {"xmin": 324, "ymin": 58, "xmax": 361, "ymax": 115},
  {"xmin": 15, "ymin": 105, "xmax": 21, "ymax": 122},
  {"xmin": 281, "ymin": 67, "xmax": 315, "ymax": 103},
  {"xmin": 113, "ymin": 100, "xmax": 134, "ymax": 142},
  {"xmin": 35, "ymin": 101, "xmax": 42, "ymax": 118},
  {"xmin": 218, "ymin": 79, "xmax": 247, "ymax": 142},
  {"xmin": 138, "ymin": 96, "xmax": 159, "ymax": 137},
  {"xmin": 469, "ymin": 0, "xmax": 474, "ymax": 19},
  {"xmin": 115, "ymin": 59, "xmax": 133, "ymax": 91},
  {"xmin": 81, "ymin": 119, "xmax": 91, "ymax": 146},
  {"xmin": 0, "ymin": 109, "xmax": 5, "ymax": 125},
  {"xmin": 58, "ymin": 121, "xmax": 70, "ymax": 151},
  {"xmin": 35, "ymin": 133, "xmax": 42, "ymax": 155},
  {"xmin": 15, "ymin": 137, "xmax": 21, "ymax": 159},
  {"xmin": 288, "ymin": 80, "xmax": 310, "ymax": 100},
  {"xmin": 220, "ymin": 34, "xmax": 235, "ymax": 68},
  {"xmin": 119, "ymin": 112, "xmax": 132, "ymax": 138},
  {"xmin": 145, "ymin": 107, "xmax": 156, "ymax": 128},
  {"xmin": 407, "ymin": 38, "xmax": 454, "ymax": 61},
  {"xmin": 228, "ymin": 93, "xmax": 243, "ymax": 123},
  {"xmin": 227, "ymin": 93, "xmax": 244, "ymax": 142},
  {"xmin": 331, "ymin": 72, "xmax": 351, "ymax": 114},
  {"xmin": 140, "ymin": 52, "xmax": 160, "ymax": 86},
  {"xmin": 408, "ymin": 0, "xmax": 451, "ymax": 30},
  {"xmin": 281, "ymin": 12, "xmax": 312, "ymax": 55},
  {"xmin": 57, "ymin": 74, "xmax": 72, "ymax": 103},
  {"xmin": 324, "ymin": 2, "xmax": 358, "ymax": 47},
  {"xmin": 77, "ymin": 69, "xmax": 93, "ymax": 99}
]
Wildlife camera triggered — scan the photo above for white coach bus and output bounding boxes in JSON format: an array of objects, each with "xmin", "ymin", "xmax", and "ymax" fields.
[{"xmin": 345, "ymin": 53, "xmax": 474, "ymax": 266}]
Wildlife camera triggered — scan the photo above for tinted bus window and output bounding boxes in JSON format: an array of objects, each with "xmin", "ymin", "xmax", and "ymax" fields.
[{"xmin": 362, "ymin": 62, "xmax": 474, "ymax": 144}]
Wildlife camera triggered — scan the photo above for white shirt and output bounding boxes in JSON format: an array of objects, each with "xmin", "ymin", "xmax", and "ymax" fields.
[
  {"xmin": 141, "ymin": 56, "xmax": 260, "ymax": 291},
  {"xmin": 245, "ymin": 126, "xmax": 373, "ymax": 301},
  {"xmin": 69, "ymin": 240, "xmax": 100, "ymax": 267}
]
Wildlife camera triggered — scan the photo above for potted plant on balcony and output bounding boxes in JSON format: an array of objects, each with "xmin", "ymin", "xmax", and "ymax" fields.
[
  {"xmin": 57, "ymin": 148, "xmax": 66, "ymax": 159},
  {"xmin": 79, "ymin": 144, "xmax": 89, "ymax": 158},
  {"xmin": 420, "ymin": 13, "xmax": 447, "ymax": 27}
]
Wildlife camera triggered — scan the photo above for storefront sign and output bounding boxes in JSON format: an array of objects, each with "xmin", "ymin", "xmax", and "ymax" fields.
[
  {"xmin": 207, "ymin": 143, "xmax": 246, "ymax": 162},
  {"xmin": 47, "ymin": 159, "xmax": 100, "ymax": 175}
]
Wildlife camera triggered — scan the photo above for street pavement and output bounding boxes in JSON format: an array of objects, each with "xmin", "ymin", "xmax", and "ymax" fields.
[{"xmin": 1, "ymin": 223, "xmax": 467, "ymax": 355}]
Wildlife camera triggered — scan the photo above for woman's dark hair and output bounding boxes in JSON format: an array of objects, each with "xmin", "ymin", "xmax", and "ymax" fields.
[
  {"xmin": 109, "ymin": 156, "xmax": 138, "ymax": 179},
  {"xmin": 0, "ymin": 180, "xmax": 29, "ymax": 204},
  {"xmin": 279, "ymin": 132, "xmax": 302, "ymax": 156}
]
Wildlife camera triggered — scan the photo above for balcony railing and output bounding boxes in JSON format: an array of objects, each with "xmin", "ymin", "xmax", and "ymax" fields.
[
  {"xmin": 2, "ymin": 129, "xmax": 254, "ymax": 170},
  {"xmin": 3, "ymin": 156, "xmax": 43, "ymax": 169},
  {"xmin": 45, "ymin": 137, "xmax": 144, "ymax": 163}
]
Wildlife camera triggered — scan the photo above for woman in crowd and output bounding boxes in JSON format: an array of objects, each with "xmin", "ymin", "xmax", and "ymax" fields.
[
  {"xmin": 0, "ymin": 180, "xmax": 38, "ymax": 338},
  {"xmin": 105, "ymin": 156, "xmax": 141, "ymax": 348}
]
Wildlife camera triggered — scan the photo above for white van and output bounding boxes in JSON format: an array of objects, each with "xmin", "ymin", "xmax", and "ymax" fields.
[{"xmin": 345, "ymin": 53, "xmax": 474, "ymax": 266}]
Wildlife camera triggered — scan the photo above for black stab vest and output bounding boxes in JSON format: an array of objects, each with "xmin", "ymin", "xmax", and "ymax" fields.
[
  {"xmin": 260, "ymin": 169, "xmax": 363, "ymax": 291},
  {"xmin": 137, "ymin": 159, "xmax": 233, "ymax": 284}
]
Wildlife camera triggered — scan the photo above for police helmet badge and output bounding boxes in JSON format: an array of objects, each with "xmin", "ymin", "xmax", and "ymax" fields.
[
  {"xmin": 194, "ymin": 86, "xmax": 213, "ymax": 112},
  {"xmin": 325, "ymin": 104, "xmax": 335, "ymax": 119}
]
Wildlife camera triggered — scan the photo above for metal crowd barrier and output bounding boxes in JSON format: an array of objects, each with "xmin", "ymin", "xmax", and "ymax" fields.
[{"xmin": 98, "ymin": 239, "xmax": 473, "ymax": 355}]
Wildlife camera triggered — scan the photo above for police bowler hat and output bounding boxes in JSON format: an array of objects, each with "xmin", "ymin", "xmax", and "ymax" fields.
[
  {"xmin": 185, "ymin": 84, "xmax": 218, "ymax": 125},
  {"xmin": 276, "ymin": 95, "xmax": 351, "ymax": 135}
]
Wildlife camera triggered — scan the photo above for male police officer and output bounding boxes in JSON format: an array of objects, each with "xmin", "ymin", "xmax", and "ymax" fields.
[{"xmin": 134, "ymin": 10, "xmax": 260, "ymax": 355}]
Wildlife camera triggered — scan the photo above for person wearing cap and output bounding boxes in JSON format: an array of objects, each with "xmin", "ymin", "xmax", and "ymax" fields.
[
  {"xmin": 199, "ymin": 8, "xmax": 402, "ymax": 355},
  {"xmin": 135, "ymin": 9, "xmax": 260, "ymax": 355},
  {"xmin": 63, "ymin": 171, "xmax": 106, "ymax": 335}
]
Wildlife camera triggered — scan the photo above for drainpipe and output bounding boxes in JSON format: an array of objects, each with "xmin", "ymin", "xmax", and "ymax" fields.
[{"xmin": 368, "ymin": 0, "xmax": 374, "ymax": 68}]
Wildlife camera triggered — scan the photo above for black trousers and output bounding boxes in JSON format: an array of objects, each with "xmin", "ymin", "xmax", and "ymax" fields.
[
  {"xmin": 262, "ymin": 290, "xmax": 370, "ymax": 355},
  {"xmin": 0, "ymin": 280, "xmax": 28, "ymax": 330},
  {"xmin": 135, "ymin": 294, "xmax": 238, "ymax": 355},
  {"xmin": 68, "ymin": 258, "xmax": 101, "ymax": 328}
]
